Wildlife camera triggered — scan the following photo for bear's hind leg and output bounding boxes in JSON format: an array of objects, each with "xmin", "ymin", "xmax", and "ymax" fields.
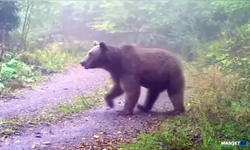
[
  {"xmin": 167, "ymin": 88, "xmax": 185, "ymax": 115},
  {"xmin": 119, "ymin": 90, "xmax": 140, "ymax": 115},
  {"xmin": 137, "ymin": 89, "xmax": 160, "ymax": 112}
]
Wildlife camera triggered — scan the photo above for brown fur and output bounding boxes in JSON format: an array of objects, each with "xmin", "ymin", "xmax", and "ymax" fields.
[{"xmin": 80, "ymin": 41, "xmax": 185, "ymax": 116}]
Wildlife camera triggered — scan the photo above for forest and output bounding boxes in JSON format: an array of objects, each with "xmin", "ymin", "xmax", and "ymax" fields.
[{"xmin": 0, "ymin": 1, "xmax": 249, "ymax": 150}]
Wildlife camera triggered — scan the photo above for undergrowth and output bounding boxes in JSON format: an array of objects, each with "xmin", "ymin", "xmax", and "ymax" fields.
[
  {"xmin": 0, "ymin": 41, "xmax": 89, "ymax": 95},
  {"xmin": 121, "ymin": 65, "xmax": 250, "ymax": 150}
]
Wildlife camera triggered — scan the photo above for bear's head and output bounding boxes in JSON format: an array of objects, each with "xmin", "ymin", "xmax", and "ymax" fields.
[{"xmin": 80, "ymin": 41, "xmax": 118, "ymax": 69}]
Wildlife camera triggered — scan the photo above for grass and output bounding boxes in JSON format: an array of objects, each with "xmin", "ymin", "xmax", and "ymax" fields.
[
  {"xmin": 120, "ymin": 65, "xmax": 250, "ymax": 150},
  {"xmin": 0, "ymin": 117, "xmax": 23, "ymax": 136},
  {"xmin": 54, "ymin": 93, "xmax": 102, "ymax": 115},
  {"xmin": 17, "ymin": 49, "xmax": 80, "ymax": 72}
]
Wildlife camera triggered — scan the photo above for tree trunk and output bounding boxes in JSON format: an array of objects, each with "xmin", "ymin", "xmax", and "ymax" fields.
[
  {"xmin": 20, "ymin": 1, "xmax": 32, "ymax": 51},
  {"xmin": 0, "ymin": 31, "xmax": 6, "ymax": 62},
  {"xmin": 23, "ymin": 1, "xmax": 35, "ymax": 51}
]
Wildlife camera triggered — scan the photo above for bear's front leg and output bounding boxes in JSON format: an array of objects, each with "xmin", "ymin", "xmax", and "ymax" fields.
[
  {"xmin": 105, "ymin": 83, "xmax": 124, "ymax": 108},
  {"xmin": 118, "ymin": 75, "xmax": 140, "ymax": 116},
  {"xmin": 117, "ymin": 91, "xmax": 140, "ymax": 115}
]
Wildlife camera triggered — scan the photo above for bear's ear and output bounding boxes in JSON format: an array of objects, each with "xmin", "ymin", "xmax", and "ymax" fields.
[
  {"xmin": 93, "ymin": 40, "xmax": 99, "ymax": 46},
  {"xmin": 99, "ymin": 42, "xmax": 107, "ymax": 52}
]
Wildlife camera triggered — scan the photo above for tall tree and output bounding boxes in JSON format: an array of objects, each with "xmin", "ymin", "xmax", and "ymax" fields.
[{"xmin": 18, "ymin": 0, "xmax": 62, "ymax": 50}]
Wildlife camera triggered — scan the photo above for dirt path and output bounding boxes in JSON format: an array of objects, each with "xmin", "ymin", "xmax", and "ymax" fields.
[
  {"xmin": 0, "ymin": 87, "xmax": 173, "ymax": 150},
  {"xmin": 0, "ymin": 65, "xmax": 177, "ymax": 150},
  {"xmin": 0, "ymin": 65, "xmax": 109, "ymax": 121}
]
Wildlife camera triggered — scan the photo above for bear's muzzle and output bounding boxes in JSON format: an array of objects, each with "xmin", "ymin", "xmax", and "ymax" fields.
[
  {"xmin": 80, "ymin": 61, "xmax": 91, "ymax": 69},
  {"xmin": 80, "ymin": 61, "xmax": 85, "ymax": 67}
]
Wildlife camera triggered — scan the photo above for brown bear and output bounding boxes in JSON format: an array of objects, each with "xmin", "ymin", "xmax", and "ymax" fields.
[{"xmin": 80, "ymin": 41, "xmax": 185, "ymax": 116}]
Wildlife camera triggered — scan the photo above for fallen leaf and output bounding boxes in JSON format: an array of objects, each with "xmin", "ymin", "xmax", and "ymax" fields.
[
  {"xmin": 31, "ymin": 144, "xmax": 36, "ymax": 149},
  {"xmin": 35, "ymin": 135, "xmax": 42, "ymax": 138},
  {"xmin": 78, "ymin": 143, "xmax": 85, "ymax": 148},
  {"xmin": 15, "ymin": 139, "xmax": 20, "ymax": 144},
  {"xmin": 93, "ymin": 135, "xmax": 100, "ymax": 139},
  {"xmin": 0, "ymin": 135, "xmax": 7, "ymax": 141},
  {"xmin": 43, "ymin": 141, "xmax": 51, "ymax": 145}
]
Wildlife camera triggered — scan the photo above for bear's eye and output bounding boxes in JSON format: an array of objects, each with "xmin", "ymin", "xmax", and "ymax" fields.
[{"xmin": 88, "ymin": 52, "xmax": 93, "ymax": 56}]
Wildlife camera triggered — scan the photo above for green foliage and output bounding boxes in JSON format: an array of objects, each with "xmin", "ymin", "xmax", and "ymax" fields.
[
  {"xmin": 15, "ymin": 0, "xmax": 63, "ymax": 51},
  {"xmin": 18, "ymin": 50, "xmax": 75, "ymax": 72},
  {"xmin": 0, "ymin": 82, "xmax": 4, "ymax": 90},
  {"xmin": 58, "ymin": 40, "xmax": 93, "ymax": 55},
  {"xmin": 0, "ymin": 59, "xmax": 32, "ymax": 82},
  {"xmin": 205, "ymin": 23, "xmax": 250, "ymax": 94},
  {"xmin": 0, "ymin": 58, "xmax": 41, "ymax": 92},
  {"xmin": 18, "ymin": 41, "xmax": 87, "ymax": 71},
  {"xmin": 59, "ymin": 1, "xmax": 250, "ymax": 63},
  {"xmin": 67, "ymin": 1, "xmax": 226, "ymax": 60}
]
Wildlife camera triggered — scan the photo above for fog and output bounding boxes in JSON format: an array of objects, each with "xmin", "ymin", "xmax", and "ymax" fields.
[{"xmin": 0, "ymin": 1, "xmax": 249, "ymax": 149}]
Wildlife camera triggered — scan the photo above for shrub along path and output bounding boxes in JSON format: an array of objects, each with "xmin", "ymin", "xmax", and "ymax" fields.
[{"xmin": 0, "ymin": 64, "xmax": 189, "ymax": 150}]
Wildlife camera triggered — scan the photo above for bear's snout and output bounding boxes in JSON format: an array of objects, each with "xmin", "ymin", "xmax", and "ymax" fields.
[
  {"xmin": 80, "ymin": 61, "xmax": 91, "ymax": 69},
  {"xmin": 80, "ymin": 61, "xmax": 85, "ymax": 67}
]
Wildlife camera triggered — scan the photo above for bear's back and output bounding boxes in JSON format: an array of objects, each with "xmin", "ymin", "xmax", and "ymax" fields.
[
  {"xmin": 134, "ymin": 47, "xmax": 183, "ymax": 88},
  {"xmin": 136, "ymin": 47, "xmax": 182, "ymax": 71}
]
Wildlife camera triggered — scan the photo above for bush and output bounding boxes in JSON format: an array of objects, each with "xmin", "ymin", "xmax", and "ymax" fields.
[
  {"xmin": 17, "ymin": 41, "xmax": 89, "ymax": 72},
  {"xmin": 18, "ymin": 49, "xmax": 77, "ymax": 71},
  {"xmin": 0, "ymin": 58, "xmax": 42, "ymax": 93},
  {"xmin": 58, "ymin": 40, "xmax": 93, "ymax": 55}
]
